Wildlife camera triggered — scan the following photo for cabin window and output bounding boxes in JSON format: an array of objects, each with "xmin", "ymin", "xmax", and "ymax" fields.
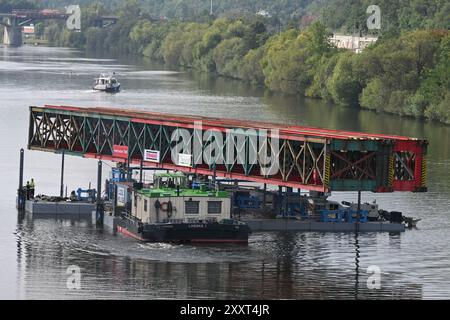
[
  {"xmin": 185, "ymin": 201, "xmax": 199, "ymax": 214},
  {"xmin": 144, "ymin": 199, "xmax": 148, "ymax": 212},
  {"xmin": 208, "ymin": 201, "xmax": 222, "ymax": 214}
]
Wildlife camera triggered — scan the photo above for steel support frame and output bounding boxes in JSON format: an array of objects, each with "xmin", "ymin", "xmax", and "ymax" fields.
[{"xmin": 28, "ymin": 107, "xmax": 427, "ymax": 192}]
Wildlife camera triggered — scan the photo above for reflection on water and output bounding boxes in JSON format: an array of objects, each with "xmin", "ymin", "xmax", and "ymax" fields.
[
  {"xmin": 355, "ymin": 232, "xmax": 360, "ymax": 300},
  {"xmin": 14, "ymin": 215, "xmax": 423, "ymax": 299},
  {"xmin": 0, "ymin": 45, "xmax": 449, "ymax": 299}
]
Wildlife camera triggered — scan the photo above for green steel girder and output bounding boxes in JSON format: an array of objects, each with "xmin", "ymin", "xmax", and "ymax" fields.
[{"xmin": 27, "ymin": 106, "xmax": 427, "ymax": 192}]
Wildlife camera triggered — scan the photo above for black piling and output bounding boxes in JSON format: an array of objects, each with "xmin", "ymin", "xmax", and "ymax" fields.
[
  {"xmin": 355, "ymin": 190, "xmax": 361, "ymax": 232},
  {"xmin": 17, "ymin": 148, "xmax": 25, "ymax": 210},
  {"xmin": 60, "ymin": 150, "xmax": 65, "ymax": 198},
  {"xmin": 285, "ymin": 187, "xmax": 292, "ymax": 217},
  {"xmin": 212, "ymin": 162, "xmax": 217, "ymax": 187},
  {"xmin": 126, "ymin": 159, "xmax": 132, "ymax": 181},
  {"xmin": 278, "ymin": 186, "xmax": 283, "ymax": 217},
  {"xmin": 96, "ymin": 160, "xmax": 104, "ymax": 226},
  {"xmin": 263, "ymin": 183, "xmax": 267, "ymax": 210},
  {"xmin": 112, "ymin": 181, "xmax": 117, "ymax": 216}
]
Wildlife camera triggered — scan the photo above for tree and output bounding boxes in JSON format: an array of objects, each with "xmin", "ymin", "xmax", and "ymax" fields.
[
  {"xmin": 327, "ymin": 52, "xmax": 362, "ymax": 106},
  {"xmin": 262, "ymin": 23, "xmax": 336, "ymax": 95},
  {"xmin": 240, "ymin": 47, "xmax": 265, "ymax": 85},
  {"xmin": 213, "ymin": 37, "xmax": 247, "ymax": 78},
  {"xmin": 360, "ymin": 77, "xmax": 389, "ymax": 111}
]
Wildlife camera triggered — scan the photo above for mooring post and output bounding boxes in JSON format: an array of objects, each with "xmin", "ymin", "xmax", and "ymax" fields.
[
  {"xmin": 112, "ymin": 181, "xmax": 116, "ymax": 216},
  {"xmin": 286, "ymin": 187, "xmax": 292, "ymax": 217},
  {"xmin": 126, "ymin": 158, "xmax": 132, "ymax": 181},
  {"xmin": 96, "ymin": 160, "xmax": 104, "ymax": 226},
  {"xmin": 60, "ymin": 150, "xmax": 65, "ymax": 198},
  {"xmin": 212, "ymin": 162, "xmax": 217, "ymax": 188},
  {"xmin": 278, "ymin": 186, "xmax": 283, "ymax": 217},
  {"xmin": 263, "ymin": 183, "xmax": 267, "ymax": 210},
  {"xmin": 17, "ymin": 148, "xmax": 25, "ymax": 210}
]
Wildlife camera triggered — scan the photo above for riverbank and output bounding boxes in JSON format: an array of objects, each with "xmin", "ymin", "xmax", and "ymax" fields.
[
  {"xmin": 43, "ymin": 2, "xmax": 449, "ymax": 125},
  {"xmin": 1, "ymin": 44, "xmax": 450, "ymax": 299}
]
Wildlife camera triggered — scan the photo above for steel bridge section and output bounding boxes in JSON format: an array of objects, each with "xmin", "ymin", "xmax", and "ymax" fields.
[{"xmin": 28, "ymin": 106, "xmax": 428, "ymax": 193}]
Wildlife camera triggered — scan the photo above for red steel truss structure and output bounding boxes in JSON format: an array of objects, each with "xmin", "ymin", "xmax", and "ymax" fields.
[{"xmin": 28, "ymin": 105, "xmax": 428, "ymax": 193}]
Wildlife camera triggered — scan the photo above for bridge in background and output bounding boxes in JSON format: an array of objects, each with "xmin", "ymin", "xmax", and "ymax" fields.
[
  {"xmin": 28, "ymin": 105, "xmax": 428, "ymax": 193},
  {"xmin": 0, "ymin": 9, "xmax": 118, "ymax": 46}
]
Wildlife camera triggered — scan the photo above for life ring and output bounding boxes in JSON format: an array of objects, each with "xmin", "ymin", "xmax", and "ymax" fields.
[
  {"xmin": 161, "ymin": 202, "xmax": 169, "ymax": 212},
  {"xmin": 161, "ymin": 201, "xmax": 173, "ymax": 218}
]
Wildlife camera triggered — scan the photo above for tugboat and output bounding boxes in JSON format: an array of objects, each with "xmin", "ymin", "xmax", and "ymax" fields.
[
  {"xmin": 93, "ymin": 73, "xmax": 120, "ymax": 92},
  {"xmin": 115, "ymin": 173, "xmax": 251, "ymax": 243}
]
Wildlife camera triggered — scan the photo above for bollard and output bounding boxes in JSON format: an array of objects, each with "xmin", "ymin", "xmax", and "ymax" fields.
[
  {"xmin": 96, "ymin": 160, "xmax": 104, "ymax": 226},
  {"xmin": 17, "ymin": 149, "xmax": 25, "ymax": 210}
]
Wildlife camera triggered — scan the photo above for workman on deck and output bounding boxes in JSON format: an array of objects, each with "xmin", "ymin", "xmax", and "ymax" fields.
[
  {"xmin": 25, "ymin": 181, "xmax": 30, "ymax": 200},
  {"xmin": 30, "ymin": 178, "xmax": 35, "ymax": 199}
]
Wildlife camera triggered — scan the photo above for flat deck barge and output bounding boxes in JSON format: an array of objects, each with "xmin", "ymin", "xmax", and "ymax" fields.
[{"xmin": 25, "ymin": 200, "xmax": 95, "ymax": 216}]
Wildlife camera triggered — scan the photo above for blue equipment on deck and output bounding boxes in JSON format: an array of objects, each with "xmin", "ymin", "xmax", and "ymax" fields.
[
  {"xmin": 274, "ymin": 191, "xmax": 308, "ymax": 219},
  {"xmin": 319, "ymin": 209, "xmax": 369, "ymax": 223},
  {"xmin": 106, "ymin": 168, "xmax": 129, "ymax": 200},
  {"xmin": 320, "ymin": 209, "xmax": 345, "ymax": 222},
  {"xmin": 111, "ymin": 168, "xmax": 127, "ymax": 182},
  {"xmin": 76, "ymin": 188, "xmax": 96, "ymax": 202},
  {"xmin": 279, "ymin": 199, "xmax": 307, "ymax": 218},
  {"xmin": 346, "ymin": 209, "xmax": 369, "ymax": 223},
  {"xmin": 234, "ymin": 192, "xmax": 261, "ymax": 209},
  {"xmin": 191, "ymin": 180, "xmax": 201, "ymax": 189}
]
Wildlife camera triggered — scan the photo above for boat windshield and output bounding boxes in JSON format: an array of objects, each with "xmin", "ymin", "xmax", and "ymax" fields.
[{"xmin": 154, "ymin": 175, "xmax": 187, "ymax": 189}]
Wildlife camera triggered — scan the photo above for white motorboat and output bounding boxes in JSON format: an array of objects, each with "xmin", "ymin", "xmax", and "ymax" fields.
[{"xmin": 93, "ymin": 73, "xmax": 120, "ymax": 92}]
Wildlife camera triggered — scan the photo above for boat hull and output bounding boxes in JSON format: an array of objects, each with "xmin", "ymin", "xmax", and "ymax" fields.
[
  {"xmin": 93, "ymin": 84, "xmax": 120, "ymax": 93},
  {"xmin": 117, "ymin": 218, "xmax": 251, "ymax": 244}
]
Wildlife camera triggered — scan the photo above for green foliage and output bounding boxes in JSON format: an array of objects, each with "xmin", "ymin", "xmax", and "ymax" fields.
[
  {"xmin": 306, "ymin": 54, "xmax": 339, "ymax": 99},
  {"xmin": 327, "ymin": 52, "xmax": 363, "ymax": 106},
  {"xmin": 239, "ymin": 47, "xmax": 266, "ymax": 85},
  {"xmin": 360, "ymin": 78, "xmax": 389, "ymax": 111},
  {"xmin": 262, "ymin": 22, "xmax": 336, "ymax": 95},
  {"xmin": 424, "ymin": 93, "xmax": 450, "ymax": 123},
  {"xmin": 403, "ymin": 92, "xmax": 428, "ymax": 117},
  {"xmin": 261, "ymin": 29, "xmax": 302, "ymax": 93},
  {"xmin": 213, "ymin": 37, "xmax": 246, "ymax": 78},
  {"xmin": 84, "ymin": 27, "xmax": 106, "ymax": 51},
  {"xmin": 0, "ymin": 0, "xmax": 36, "ymax": 12},
  {"xmin": 31, "ymin": 0, "xmax": 450, "ymax": 125},
  {"xmin": 421, "ymin": 34, "xmax": 450, "ymax": 123},
  {"xmin": 358, "ymin": 30, "xmax": 449, "ymax": 121},
  {"xmin": 322, "ymin": 0, "xmax": 450, "ymax": 34}
]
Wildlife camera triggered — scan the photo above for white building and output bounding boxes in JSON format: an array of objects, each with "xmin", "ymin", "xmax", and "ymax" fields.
[
  {"xmin": 256, "ymin": 10, "xmax": 271, "ymax": 18},
  {"xmin": 330, "ymin": 34, "xmax": 378, "ymax": 53}
]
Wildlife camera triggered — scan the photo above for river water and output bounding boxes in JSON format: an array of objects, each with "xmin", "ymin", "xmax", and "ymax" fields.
[{"xmin": 0, "ymin": 46, "xmax": 449, "ymax": 300}]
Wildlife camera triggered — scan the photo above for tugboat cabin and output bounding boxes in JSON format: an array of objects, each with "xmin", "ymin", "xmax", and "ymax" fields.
[{"xmin": 131, "ymin": 173, "xmax": 231, "ymax": 224}]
